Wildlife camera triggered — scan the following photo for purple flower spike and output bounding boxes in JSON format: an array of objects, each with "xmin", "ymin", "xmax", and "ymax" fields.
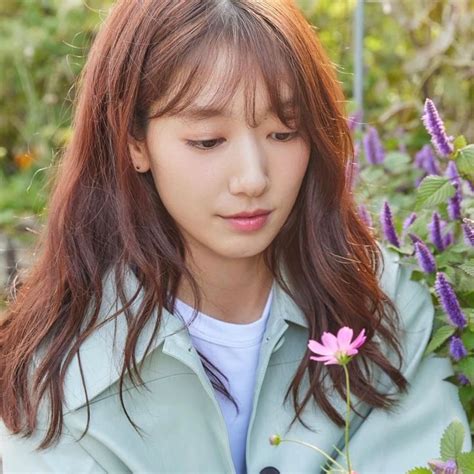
[
  {"xmin": 414, "ymin": 241, "xmax": 436, "ymax": 273},
  {"xmin": 457, "ymin": 374, "xmax": 470, "ymax": 386},
  {"xmin": 447, "ymin": 184, "xmax": 462, "ymax": 220},
  {"xmin": 434, "ymin": 272, "xmax": 468, "ymax": 328},
  {"xmin": 415, "ymin": 145, "xmax": 441, "ymax": 175},
  {"xmin": 408, "ymin": 233, "xmax": 424, "ymax": 246},
  {"xmin": 428, "ymin": 212, "xmax": 446, "ymax": 251},
  {"xmin": 462, "ymin": 222, "xmax": 474, "ymax": 246},
  {"xmin": 428, "ymin": 459, "xmax": 458, "ymax": 474},
  {"xmin": 347, "ymin": 110, "xmax": 362, "ymax": 132},
  {"xmin": 402, "ymin": 212, "xmax": 417, "ymax": 240},
  {"xmin": 358, "ymin": 204, "xmax": 373, "ymax": 228},
  {"xmin": 363, "ymin": 127, "xmax": 385, "ymax": 164},
  {"xmin": 443, "ymin": 231, "xmax": 454, "ymax": 249},
  {"xmin": 380, "ymin": 201, "xmax": 400, "ymax": 247},
  {"xmin": 449, "ymin": 336, "xmax": 468, "ymax": 361},
  {"xmin": 445, "ymin": 160, "xmax": 460, "ymax": 185},
  {"xmin": 422, "ymin": 99, "xmax": 454, "ymax": 157}
]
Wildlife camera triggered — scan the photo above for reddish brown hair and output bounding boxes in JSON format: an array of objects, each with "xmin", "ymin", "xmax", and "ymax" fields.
[{"xmin": 0, "ymin": 0, "xmax": 407, "ymax": 449}]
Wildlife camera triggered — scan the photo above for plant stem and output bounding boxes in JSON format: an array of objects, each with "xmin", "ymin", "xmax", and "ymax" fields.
[
  {"xmin": 279, "ymin": 438, "xmax": 347, "ymax": 471},
  {"xmin": 343, "ymin": 364, "xmax": 352, "ymax": 473}
]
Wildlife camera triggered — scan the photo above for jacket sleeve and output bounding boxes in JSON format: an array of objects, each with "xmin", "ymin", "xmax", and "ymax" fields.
[
  {"xmin": 331, "ymin": 247, "xmax": 472, "ymax": 474},
  {"xmin": 0, "ymin": 417, "xmax": 112, "ymax": 474}
]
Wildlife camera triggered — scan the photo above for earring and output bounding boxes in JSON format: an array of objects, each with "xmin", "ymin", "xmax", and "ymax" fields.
[{"xmin": 135, "ymin": 165, "xmax": 141, "ymax": 170}]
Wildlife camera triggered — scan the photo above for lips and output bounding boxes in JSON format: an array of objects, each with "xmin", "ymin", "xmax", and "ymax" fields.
[{"xmin": 223, "ymin": 209, "xmax": 271, "ymax": 219}]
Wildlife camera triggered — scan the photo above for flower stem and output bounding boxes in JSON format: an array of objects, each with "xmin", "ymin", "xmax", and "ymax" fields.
[
  {"xmin": 343, "ymin": 364, "xmax": 352, "ymax": 473},
  {"xmin": 278, "ymin": 438, "xmax": 347, "ymax": 472}
]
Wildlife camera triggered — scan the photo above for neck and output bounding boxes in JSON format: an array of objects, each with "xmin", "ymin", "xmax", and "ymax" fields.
[{"xmin": 175, "ymin": 254, "xmax": 274, "ymax": 325}]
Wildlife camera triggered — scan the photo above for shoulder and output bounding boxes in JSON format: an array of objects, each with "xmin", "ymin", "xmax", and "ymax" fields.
[
  {"xmin": 375, "ymin": 242, "xmax": 435, "ymax": 377},
  {"xmin": 32, "ymin": 267, "xmax": 178, "ymax": 415}
]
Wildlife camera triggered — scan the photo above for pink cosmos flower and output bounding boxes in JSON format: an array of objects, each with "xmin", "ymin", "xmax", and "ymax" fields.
[{"xmin": 308, "ymin": 327, "xmax": 367, "ymax": 365}]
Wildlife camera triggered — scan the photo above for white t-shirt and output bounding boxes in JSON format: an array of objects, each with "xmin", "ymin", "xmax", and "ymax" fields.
[{"xmin": 172, "ymin": 283, "xmax": 274, "ymax": 474}]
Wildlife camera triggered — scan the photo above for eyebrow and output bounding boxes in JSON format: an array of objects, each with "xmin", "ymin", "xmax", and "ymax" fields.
[{"xmin": 176, "ymin": 99, "xmax": 296, "ymax": 122}]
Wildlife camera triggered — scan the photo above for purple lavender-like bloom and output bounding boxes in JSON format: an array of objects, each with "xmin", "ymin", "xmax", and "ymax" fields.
[
  {"xmin": 358, "ymin": 204, "xmax": 373, "ymax": 228},
  {"xmin": 443, "ymin": 231, "xmax": 454, "ymax": 248},
  {"xmin": 447, "ymin": 183, "xmax": 462, "ymax": 220},
  {"xmin": 449, "ymin": 336, "xmax": 468, "ymax": 361},
  {"xmin": 414, "ymin": 241, "xmax": 436, "ymax": 273},
  {"xmin": 380, "ymin": 201, "xmax": 400, "ymax": 247},
  {"xmin": 422, "ymin": 99, "xmax": 454, "ymax": 157},
  {"xmin": 457, "ymin": 374, "xmax": 470, "ymax": 386},
  {"xmin": 403, "ymin": 212, "xmax": 417, "ymax": 233},
  {"xmin": 363, "ymin": 127, "xmax": 385, "ymax": 164},
  {"xmin": 434, "ymin": 272, "xmax": 468, "ymax": 328},
  {"xmin": 428, "ymin": 459, "xmax": 458, "ymax": 474},
  {"xmin": 445, "ymin": 160, "xmax": 461, "ymax": 185},
  {"xmin": 408, "ymin": 233, "xmax": 424, "ymax": 246},
  {"xmin": 347, "ymin": 110, "xmax": 362, "ymax": 132},
  {"xmin": 462, "ymin": 222, "xmax": 474, "ymax": 246},
  {"xmin": 428, "ymin": 212, "xmax": 446, "ymax": 251},
  {"xmin": 415, "ymin": 145, "xmax": 441, "ymax": 175},
  {"xmin": 440, "ymin": 220, "xmax": 454, "ymax": 249}
]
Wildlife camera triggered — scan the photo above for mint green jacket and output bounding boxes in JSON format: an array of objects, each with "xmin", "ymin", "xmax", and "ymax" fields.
[{"xmin": 0, "ymin": 245, "xmax": 471, "ymax": 473}]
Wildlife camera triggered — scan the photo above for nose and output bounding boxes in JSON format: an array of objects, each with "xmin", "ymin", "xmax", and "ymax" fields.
[{"xmin": 228, "ymin": 136, "xmax": 269, "ymax": 197}]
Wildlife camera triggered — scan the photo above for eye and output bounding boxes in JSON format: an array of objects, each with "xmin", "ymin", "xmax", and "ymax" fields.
[
  {"xmin": 186, "ymin": 138, "xmax": 225, "ymax": 150},
  {"xmin": 271, "ymin": 131, "xmax": 299, "ymax": 142},
  {"xmin": 185, "ymin": 131, "xmax": 299, "ymax": 151}
]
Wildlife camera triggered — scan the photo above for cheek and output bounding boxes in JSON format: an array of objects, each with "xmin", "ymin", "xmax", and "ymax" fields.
[
  {"xmin": 274, "ymin": 145, "xmax": 310, "ymax": 200},
  {"xmin": 151, "ymin": 153, "xmax": 218, "ymax": 221}
]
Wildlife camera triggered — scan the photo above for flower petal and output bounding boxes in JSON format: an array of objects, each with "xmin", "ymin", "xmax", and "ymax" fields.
[
  {"xmin": 346, "ymin": 348, "xmax": 359, "ymax": 356},
  {"xmin": 336, "ymin": 327, "xmax": 354, "ymax": 351},
  {"xmin": 310, "ymin": 355, "xmax": 337, "ymax": 364},
  {"xmin": 308, "ymin": 339, "xmax": 335, "ymax": 356},
  {"xmin": 321, "ymin": 332, "xmax": 339, "ymax": 352},
  {"xmin": 350, "ymin": 329, "xmax": 367, "ymax": 350}
]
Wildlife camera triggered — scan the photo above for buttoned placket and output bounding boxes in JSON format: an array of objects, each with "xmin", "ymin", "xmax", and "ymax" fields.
[{"xmin": 160, "ymin": 313, "xmax": 290, "ymax": 474}]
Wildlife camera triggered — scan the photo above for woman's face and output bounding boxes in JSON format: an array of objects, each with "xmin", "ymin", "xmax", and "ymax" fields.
[{"xmin": 129, "ymin": 72, "xmax": 311, "ymax": 265}]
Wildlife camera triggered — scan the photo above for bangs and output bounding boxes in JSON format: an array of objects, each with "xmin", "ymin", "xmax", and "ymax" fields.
[{"xmin": 146, "ymin": 10, "xmax": 305, "ymax": 132}]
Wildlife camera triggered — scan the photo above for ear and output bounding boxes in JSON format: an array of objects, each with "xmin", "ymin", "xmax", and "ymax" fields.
[{"xmin": 128, "ymin": 135, "xmax": 151, "ymax": 173}]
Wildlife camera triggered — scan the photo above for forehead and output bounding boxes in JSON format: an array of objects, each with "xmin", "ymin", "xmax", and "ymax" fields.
[
  {"xmin": 175, "ymin": 81, "xmax": 295, "ymax": 124},
  {"xmin": 149, "ymin": 46, "xmax": 298, "ymax": 127}
]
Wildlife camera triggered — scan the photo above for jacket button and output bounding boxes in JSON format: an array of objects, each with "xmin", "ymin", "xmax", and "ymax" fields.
[{"xmin": 260, "ymin": 467, "xmax": 280, "ymax": 474}]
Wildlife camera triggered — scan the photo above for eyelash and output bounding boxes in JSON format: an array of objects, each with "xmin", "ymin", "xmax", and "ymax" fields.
[{"xmin": 186, "ymin": 131, "xmax": 299, "ymax": 151}]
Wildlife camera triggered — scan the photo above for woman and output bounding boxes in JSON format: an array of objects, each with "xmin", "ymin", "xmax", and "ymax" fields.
[{"xmin": 0, "ymin": 1, "xmax": 470, "ymax": 473}]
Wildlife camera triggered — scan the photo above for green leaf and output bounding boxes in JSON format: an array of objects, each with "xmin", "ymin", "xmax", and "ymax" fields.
[
  {"xmin": 456, "ymin": 144, "xmax": 474, "ymax": 181},
  {"xmin": 457, "ymin": 357, "xmax": 474, "ymax": 385},
  {"xmin": 459, "ymin": 261, "xmax": 474, "ymax": 277},
  {"xmin": 383, "ymin": 151, "xmax": 411, "ymax": 173},
  {"xmin": 415, "ymin": 176, "xmax": 456, "ymax": 211},
  {"xmin": 458, "ymin": 451, "xmax": 474, "ymax": 473},
  {"xmin": 453, "ymin": 135, "xmax": 467, "ymax": 151},
  {"xmin": 440, "ymin": 420, "xmax": 465, "ymax": 461},
  {"xmin": 461, "ymin": 331, "xmax": 474, "ymax": 351},
  {"xmin": 405, "ymin": 468, "xmax": 432, "ymax": 474},
  {"xmin": 424, "ymin": 325, "xmax": 456, "ymax": 356}
]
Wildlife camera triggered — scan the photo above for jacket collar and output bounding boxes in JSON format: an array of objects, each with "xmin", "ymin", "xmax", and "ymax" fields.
[{"xmin": 58, "ymin": 267, "xmax": 308, "ymax": 413}]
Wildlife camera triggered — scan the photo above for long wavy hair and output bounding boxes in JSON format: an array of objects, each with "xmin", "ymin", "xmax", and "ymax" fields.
[{"xmin": 0, "ymin": 0, "xmax": 408, "ymax": 449}]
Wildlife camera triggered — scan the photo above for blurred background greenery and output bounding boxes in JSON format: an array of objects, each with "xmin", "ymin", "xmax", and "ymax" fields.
[{"xmin": 0, "ymin": 0, "xmax": 472, "ymax": 296}]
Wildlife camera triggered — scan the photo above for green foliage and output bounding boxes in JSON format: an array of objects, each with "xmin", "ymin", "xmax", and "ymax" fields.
[
  {"xmin": 0, "ymin": 0, "xmax": 113, "ymax": 231},
  {"xmin": 424, "ymin": 325, "xmax": 455, "ymax": 356},
  {"xmin": 415, "ymin": 176, "xmax": 456, "ymax": 210},
  {"xmin": 440, "ymin": 420, "xmax": 466, "ymax": 461},
  {"xmin": 406, "ymin": 421, "xmax": 473, "ymax": 473},
  {"xmin": 456, "ymin": 145, "xmax": 474, "ymax": 181}
]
